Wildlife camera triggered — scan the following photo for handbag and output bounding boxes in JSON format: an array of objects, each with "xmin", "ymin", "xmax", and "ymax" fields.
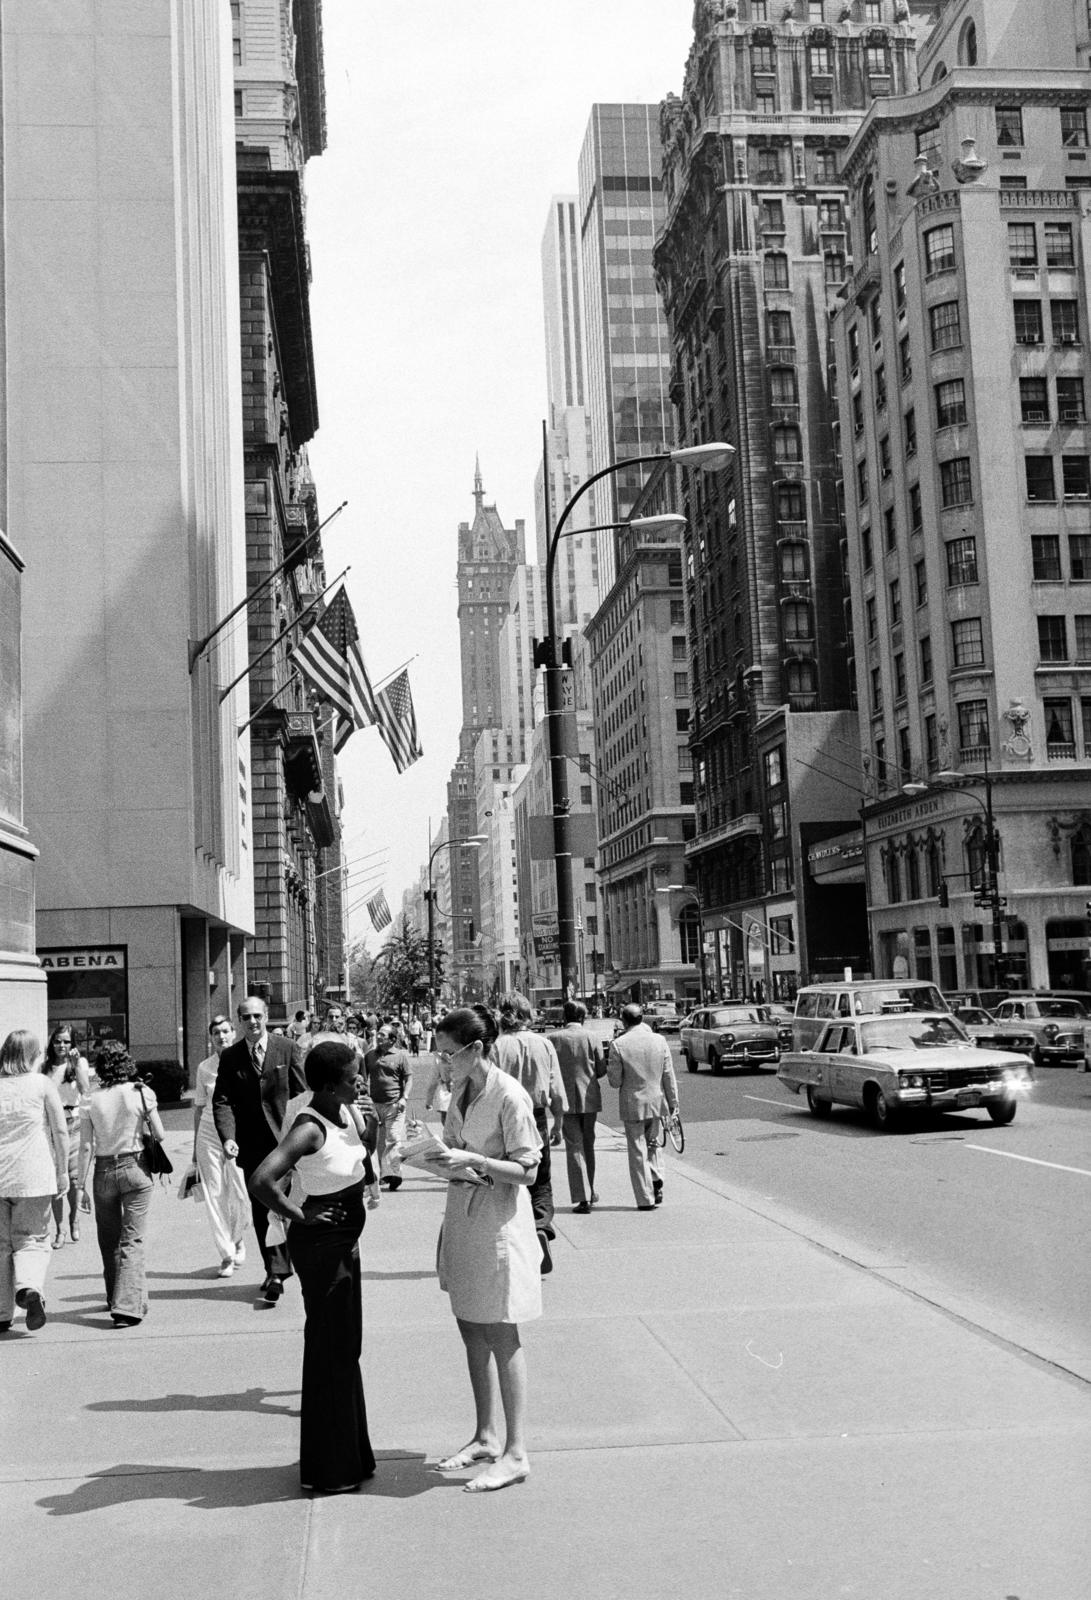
[{"xmin": 136, "ymin": 1082, "xmax": 174, "ymax": 1178}]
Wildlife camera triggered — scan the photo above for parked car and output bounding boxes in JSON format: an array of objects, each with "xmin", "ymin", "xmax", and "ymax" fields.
[
  {"xmin": 680, "ymin": 1005, "xmax": 781, "ymax": 1074},
  {"xmin": 943, "ymin": 989, "xmax": 1012, "ymax": 1013},
  {"xmin": 777, "ymin": 1012, "xmax": 1030, "ymax": 1130},
  {"xmin": 792, "ymin": 979, "xmax": 949, "ymax": 1051},
  {"xmin": 644, "ymin": 1000, "xmax": 682, "ymax": 1034},
  {"xmin": 975, "ymin": 995, "xmax": 1089, "ymax": 1068}
]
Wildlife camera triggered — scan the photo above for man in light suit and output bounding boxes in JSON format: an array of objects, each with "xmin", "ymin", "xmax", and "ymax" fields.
[
  {"xmin": 549, "ymin": 1000, "xmax": 606, "ymax": 1213},
  {"xmin": 212, "ymin": 995, "xmax": 306, "ymax": 1302},
  {"xmin": 607, "ymin": 1003, "xmax": 679, "ymax": 1210}
]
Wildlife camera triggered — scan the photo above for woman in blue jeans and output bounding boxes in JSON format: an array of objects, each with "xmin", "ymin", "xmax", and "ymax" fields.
[{"xmin": 78, "ymin": 1042, "xmax": 166, "ymax": 1327}]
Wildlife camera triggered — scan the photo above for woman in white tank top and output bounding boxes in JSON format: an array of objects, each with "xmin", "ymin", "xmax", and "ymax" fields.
[{"xmin": 250, "ymin": 1040, "xmax": 377, "ymax": 1495}]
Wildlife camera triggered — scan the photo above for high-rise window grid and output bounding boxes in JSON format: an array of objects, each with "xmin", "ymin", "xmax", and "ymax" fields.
[
  {"xmin": 1020, "ymin": 377, "xmax": 1049, "ymax": 423},
  {"xmin": 1014, "ymin": 301, "xmax": 1043, "ymax": 345}
]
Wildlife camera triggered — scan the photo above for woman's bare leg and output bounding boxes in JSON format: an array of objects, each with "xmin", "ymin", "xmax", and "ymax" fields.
[
  {"xmin": 464, "ymin": 1323, "xmax": 529, "ymax": 1492},
  {"xmin": 435, "ymin": 1319, "xmax": 501, "ymax": 1469}
]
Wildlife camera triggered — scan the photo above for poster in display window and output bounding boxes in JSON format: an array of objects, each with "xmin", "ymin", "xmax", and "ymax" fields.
[{"xmin": 37, "ymin": 945, "xmax": 129, "ymax": 1055}]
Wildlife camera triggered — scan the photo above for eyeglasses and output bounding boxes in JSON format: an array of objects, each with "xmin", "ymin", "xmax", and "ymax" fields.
[{"xmin": 435, "ymin": 1042, "xmax": 473, "ymax": 1064}]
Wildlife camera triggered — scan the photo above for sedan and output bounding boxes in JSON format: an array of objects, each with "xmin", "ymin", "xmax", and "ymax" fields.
[
  {"xmin": 976, "ymin": 996, "xmax": 1089, "ymax": 1068},
  {"xmin": 680, "ymin": 1005, "xmax": 781, "ymax": 1074},
  {"xmin": 777, "ymin": 1012, "xmax": 1031, "ymax": 1130}
]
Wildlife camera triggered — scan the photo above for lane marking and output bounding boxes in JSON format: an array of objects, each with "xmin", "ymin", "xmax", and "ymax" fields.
[
  {"xmin": 965, "ymin": 1145, "xmax": 1091, "ymax": 1178},
  {"xmin": 743, "ymin": 1094, "xmax": 796, "ymax": 1109}
]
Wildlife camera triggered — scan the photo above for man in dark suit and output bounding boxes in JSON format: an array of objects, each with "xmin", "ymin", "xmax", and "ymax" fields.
[
  {"xmin": 549, "ymin": 1000, "xmax": 606, "ymax": 1213},
  {"xmin": 212, "ymin": 995, "xmax": 306, "ymax": 1303}
]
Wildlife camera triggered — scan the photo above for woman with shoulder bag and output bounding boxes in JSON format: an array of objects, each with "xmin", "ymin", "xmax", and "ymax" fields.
[
  {"xmin": 250, "ymin": 1040, "xmax": 377, "ymax": 1495},
  {"xmin": 78, "ymin": 1041, "xmax": 166, "ymax": 1327}
]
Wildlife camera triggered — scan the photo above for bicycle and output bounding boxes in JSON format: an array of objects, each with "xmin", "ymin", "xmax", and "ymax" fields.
[{"xmin": 660, "ymin": 1105, "xmax": 685, "ymax": 1154}]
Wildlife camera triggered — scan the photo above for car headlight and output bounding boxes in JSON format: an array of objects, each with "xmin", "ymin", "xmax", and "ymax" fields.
[
  {"xmin": 898, "ymin": 1073, "xmax": 924, "ymax": 1089},
  {"xmin": 777, "ymin": 1026, "xmax": 793, "ymax": 1046},
  {"xmin": 719, "ymin": 1033, "xmax": 735, "ymax": 1049},
  {"xmin": 1044, "ymin": 1023, "xmax": 1060, "ymax": 1040}
]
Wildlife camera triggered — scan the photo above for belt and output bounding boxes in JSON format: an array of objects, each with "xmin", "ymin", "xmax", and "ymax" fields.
[{"xmin": 95, "ymin": 1150, "xmax": 143, "ymax": 1164}]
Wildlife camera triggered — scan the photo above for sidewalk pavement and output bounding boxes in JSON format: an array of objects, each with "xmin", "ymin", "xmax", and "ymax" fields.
[{"xmin": 4, "ymin": 1105, "xmax": 1089, "ymax": 1600}]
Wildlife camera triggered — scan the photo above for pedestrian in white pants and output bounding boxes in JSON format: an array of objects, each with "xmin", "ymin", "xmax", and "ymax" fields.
[
  {"xmin": 192, "ymin": 1017, "xmax": 251, "ymax": 1276},
  {"xmin": 0, "ymin": 1030, "xmax": 68, "ymax": 1333}
]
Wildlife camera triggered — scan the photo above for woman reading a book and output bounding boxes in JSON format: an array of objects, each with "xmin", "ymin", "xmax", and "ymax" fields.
[{"xmin": 427, "ymin": 1004, "xmax": 541, "ymax": 1493}]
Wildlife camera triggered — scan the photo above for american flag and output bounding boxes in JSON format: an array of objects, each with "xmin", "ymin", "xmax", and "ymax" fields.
[
  {"xmin": 291, "ymin": 586, "xmax": 377, "ymax": 753},
  {"xmin": 374, "ymin": 668, "xmax": 423, "ymax": 774},
  {"xmin": 366, "ymin": 889, "xmax": 392, "ymax": 932}
]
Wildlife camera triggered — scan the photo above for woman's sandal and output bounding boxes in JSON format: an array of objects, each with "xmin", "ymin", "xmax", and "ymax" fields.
[{"xmin": 434, "ymin": 1445, "xmax": 497, "ymax": 1472}]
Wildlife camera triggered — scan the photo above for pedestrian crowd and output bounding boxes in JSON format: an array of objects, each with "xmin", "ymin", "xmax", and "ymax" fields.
[{"xmin": 0, "ymin": 993, "xmax": 678, "ymax": 1497}]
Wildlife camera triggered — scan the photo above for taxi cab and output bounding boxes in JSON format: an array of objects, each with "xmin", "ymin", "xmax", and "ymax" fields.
[
  {"xmin": 777, "ymin": 1011, "xmax": 1030, "ymax": 1130},
  {"xmin": 680, "ymin": 1004, "xmax": 781, "ymax": 1073}
]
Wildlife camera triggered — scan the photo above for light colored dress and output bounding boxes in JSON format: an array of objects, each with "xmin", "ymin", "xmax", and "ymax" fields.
[
  {"xmin": 438, "ymin": 1065, "xmax": 542, "ymax": 1325},
  {"xmin": 193, "ymin": 1055, "xmax": 251, "ymax": 1261}
]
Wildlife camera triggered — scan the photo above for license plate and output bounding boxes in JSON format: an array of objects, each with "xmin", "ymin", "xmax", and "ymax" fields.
[{"xmin": 956, "ymin": 1089, "xmax": 981, "ymax": 1108}]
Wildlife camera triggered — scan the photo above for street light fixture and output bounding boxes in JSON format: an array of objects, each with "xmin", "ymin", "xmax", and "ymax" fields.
[
  {"xmin": 656, "ymin": 885, "xmax": 706, "ymax": 1005},
  {"xmin": 427, "ymin": 834, "xmax": 486, "ymax": 1014},
  {"xmin": 541, "ymin": 432, "xmax": 736, "ymax": 998}
]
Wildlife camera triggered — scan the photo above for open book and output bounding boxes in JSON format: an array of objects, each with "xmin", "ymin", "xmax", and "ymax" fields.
[{"xmin": 396, "ymin": 1132, "xmax": 489, "ymax": 1185}]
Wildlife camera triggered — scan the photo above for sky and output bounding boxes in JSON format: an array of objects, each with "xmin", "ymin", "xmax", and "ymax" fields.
[{"xmin": 304, "ymin": 1, "xmax": 697, "ymax": 949}]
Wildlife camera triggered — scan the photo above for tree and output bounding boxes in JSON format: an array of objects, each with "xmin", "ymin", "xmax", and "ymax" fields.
[
  {"xmin": 347, "ymin": 938, "xmax": 379, "ymax": 1010},
  {"xmin": 374, "ymin": 914, "xmax": 444, "ymax": 1010}
]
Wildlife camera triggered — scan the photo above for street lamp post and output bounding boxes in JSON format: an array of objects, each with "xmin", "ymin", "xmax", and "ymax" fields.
[
  {"xmin": 427, "ymin": 834, "xmax": 486, "ymax": 1014},
  {"xmin": 540, "ymin": 434, "xmax": 735, "ymax": 998},
  {"xmin": 904, "ymin": 755, "xmax": 1004, "ymax": 986},
  {"xmin": 657, "ymin": 885, "xmax": 706, "ymax": 1005}
]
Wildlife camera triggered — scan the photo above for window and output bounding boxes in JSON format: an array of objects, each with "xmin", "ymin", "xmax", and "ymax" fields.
[
  {"xmin": 885, "ymin": 848, "xmax": 902, "ymax": 904},
  {"xmin": 771, "ymin": 366, "xmax": 798, "ymax": 405},
  {"xmin": 783, "ymin": 601, "xmax": 813, "ymax": 639},
  {"xmin": 752, "ymin": 43, "xmax": 777, "ymax": 73},
  {"xmin": 1032, "ymin": 535, "xmax": 1062, "ymax": 580},
  {"xmin": 779, "ymin": 541, "xmax": 809, "ymax": 579},
  {"xmin": 818, "ymin": 198, "xmax": 842, "ymax": 230},
  {"xmin": 914, "ymin": 558, "xmax": 928, "ymax": 606},
  {"xmin": 774, "ymin": 425, "xmax": 802, "ymax": 463},
  {"xmin": 1014, "ymin": 301, "xmax": 1044, "ymax": 344},
  {"xmin": 674, "ymin": 671, "xmax": 689, "ymax": 696},
  {"xmin": 925, "ymin": 224, "xmax": 956, "ymax": 275},
  {"xmin": 879, "ymin": 435, "xmax": 892, "ymax": 479},
  {"xmin": 1061, "ymin": 107, "xmax": 1089, "ymax": 148},
  {"xmin": 862, "ymin": 174, "xmax": 877, "ymax": 255},
  {"xmin": 934, "ymin": 379, "xmax": 966, "ymax": 429},
  {"xmin": 815, "ymin": 148, "xmax": 838, "ymax": 181},
  {"xmin": 996, "ymin": 106, "xmax": 1024, "ymax": 147},
  {"xmin": 751, "ymin": 0, "xmax": 768, "ymax": 16},
  {"xmin": 920, "ymin": 635, "xmax": 933, "ymax": 684},
  {"xmin": 930, "ymin": 300, "xmax": 961, "ymax": 350},
  {"xmin": 916, "ymin": 124, "xmax": 941, "ymax": 162},
  {"xmin": 1038, "ymin": 614, "xmax": 1069, "ymax": 661},
  {"xmin": 909, "ymin": 483, "xmax": 922, "ymax": 533},
  {"xmin": 809, "ymin": 44, "xmax": 832, "ymax": 74},
  {"xmin": 940, "ymin": 457, "xmax": 973, "ymax": 507},
  {"xmin": 957, "ymin": 699, "xmax": 990, "ymax": 755},
  {"xmin": 889, "ymin": 577, "xmax": 901, "ymax": 624},
  {"xmin": 679, "ymin": 782, "xmax": 695, "ymax": 805},
  {"xmin": 1045, "ymin": 223, "xmax": 1075, "ymax": 268},
  {"xmin": 767, "ymin": 309, "xmax": 793, "ymax": 347},
  {"xmin": 900, "ymin": 334, "xmax": 912, "ymax": 383},
  {"xmin": 761, "ymin": 198, "xmax": 785, "ymax": 231},
  {"xmin": 1045, "ymin": 697, "xmax": 1075, "ymax": 750},
  {"xmin": 946, "ymin": 536, "xmax": 978, "ymax": 586},
  {"xmin": 777, "ymin": 482, "xmax": 804, "ymax": 520},
  {"xmin": 1052, "ymin": 299, "xmax": 1080, "ymax": 343},
  {"xmin": 1058, "ymin": 377, "xmax": 1087, "ymax": 422},
  {"xmin": 756, "ymin": 140, "xmax": 780, "ymax": 175},
  {"xmin": 870, "ymin": 298, "xmax": 882, "ymax": 342},
  {"xmin": 1076, "ymin": 616, "xmax": 1091, "ymax": 661},
  {"xmin": 861, "ymin": 523, "xmax": 873, "ymax": 569},
  {"xmin": 1020, "ymin": 376, "xmax": 1050, "ymax": 423},
  {"xmin": 884, "ymin": 506, "xmax": 897, "ymax": 550},
  {"xmin": 856, "ymin": 458, "xmax": 869, "ymax": 505},
  {"xmin": 865, "ymin": 44, "xmax": 888, "ymax": 75},
  {"xmin": 824, "ymin": 250, "xmax": 846, "ymax": 287},
  {"xmin": 1072, "ymin": 535, "xmax": 1091, "ymax": 579},
  {"xmin": 580, "ymin": 785, "xmax": 593, "ymax": 806},
  {"xmin": 866, "ymin": 595, "xmax": 877, "ymax": 638},
  {"xmin": 1000, "ymin": 174, "xmax": 1028, "ymax": 190},
  {"xmin": 894, "ymin": 653, "xmax": 907, "ymax": 699},
  {"xmin": 1063, "ymin": 455, "xmax": 1091, "ymax": 498},
  {"xmin": 786, "ymin": 659, "xmax": 817, "ymax": 707},
  {"xmin": 764, "ymin": 251, "xmax": 789, "ymax": 288},
  {"xmin": 864, "ymin": 0, "xmax": 881, "ymax": 19},
  {"xmin": 951, "ymin": 617, "xmax": 984, "ymax": 667},
  {"xmin": 672, "ymin": 635, "xmax": 688, "ymax": 660},
  {"xmin": 852, "ymin": 391, "xmax": 865, "ymax": 435},
  {"xmin": 1007, "ymin": 223, "xmax": 1038, "ymax": 269},
  {"xmin": 1025, "ymin": 455, "xmax": 1057, "ymax": 501},
  {"xmin": 808, "ymin": 0, "xmax": 824, "ymax": 19},
  {"xmin": 925, "ymin": 714, "xmax": 939, "ymax": 772},
  {"xmin": 847, "ymin": 322, "xmax": 861, "ymax": 372},
  {"xmin": 875, "ymin": 364, "xmax": 887, "ymax": 409},
  {"xmin": 871, "ymin": 666, "xmax": 883, "ymax": 715},
  {"xmin": 893, "ymin": 260, "xmax": 906, "ymax": 314}
]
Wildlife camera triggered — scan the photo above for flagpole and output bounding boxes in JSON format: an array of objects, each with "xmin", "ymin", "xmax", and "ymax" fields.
[
  {"xmin": 236, "ymin": 669, "xmax": 300, "ymax": 737},
  {"xmin": 373, "ymin": 652, "xmax": 420, "ymax": 694},
  {"xmin": 217, "ymin": 566, "xmax": 350, "ymax": 705}
]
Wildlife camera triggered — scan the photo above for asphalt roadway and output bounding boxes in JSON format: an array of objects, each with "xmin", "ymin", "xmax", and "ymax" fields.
[{"xmin": 3, "ymin": 1080, "xmax": 1089, "ymax": 1600}]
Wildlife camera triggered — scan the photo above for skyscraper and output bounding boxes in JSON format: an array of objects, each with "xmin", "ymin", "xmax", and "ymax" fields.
[{"xmin": 578, "ymin": 104, "xmax": 674, "ymax": 588}]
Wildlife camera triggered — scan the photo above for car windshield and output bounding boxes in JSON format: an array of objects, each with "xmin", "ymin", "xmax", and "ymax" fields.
[
  {"xmin": 1029, "ymin": 1000, "xmax": 1085, "ymax": 1018},
  {"xmin": 711, "ymin": 1008, "xmax": 765, "ymax": 1026},
  {"xmin": 860, "ymin": 1017, "xmax": 966, "ymax": 1051},
  {"xmin": 956, "ymin": 1008, "xmax": 990, "ymax": 1025}
]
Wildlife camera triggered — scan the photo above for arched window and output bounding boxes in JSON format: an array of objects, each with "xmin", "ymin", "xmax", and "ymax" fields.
[
  {"xmin": 927, "ymin": 836, "xmax": 943, "ymax": 897},
  {"xmin": 959, "ymin": 20, "xmax": 977, "ymax": 66},
  {"xmin": 906, "ymin": 842, "xmax": 921, "ymax": 900},
  {"xmin": 862, "ymin": 173, "xmax": 877, "ymax": 255},
  {"xmin": 884, "ymin": 848, "xmax": 902, "ymax": 904},
  {"xmin": 931, "ymin": 61, "xmax": 948, "ymax": 84},
  {"xmin": 1072, "ymin": 825, "xmax": 1091, "ymax": 885}
]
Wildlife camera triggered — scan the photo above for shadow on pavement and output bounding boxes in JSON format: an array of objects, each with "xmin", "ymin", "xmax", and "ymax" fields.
[
  {"xmin": 36, "ymin": 1452, "xmax": 459, "ymax": 1513},
  {"xmin": 85, "ymin": 1387, "xmax": 298, "ymax": 1418},
  {"xmin": 361, "ymin": 1269, "xmax": 435, "ymax": 1281}
]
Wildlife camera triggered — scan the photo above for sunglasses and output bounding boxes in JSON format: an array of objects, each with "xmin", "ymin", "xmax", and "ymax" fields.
[
  {"xmin": 239, "ymin": 1012, "xmax": 264, "ymax": 1021},
  {"xmin": 435, "ymin": 1042, "xmax": 474, "ymax": 1064}
]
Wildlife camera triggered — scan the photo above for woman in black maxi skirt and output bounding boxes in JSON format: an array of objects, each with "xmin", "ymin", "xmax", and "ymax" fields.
[{"xmin": 250, "ymin": 1041, "xmax": 377, "ymax": 1493}]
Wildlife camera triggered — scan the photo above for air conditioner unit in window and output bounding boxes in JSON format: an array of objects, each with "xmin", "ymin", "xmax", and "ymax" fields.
[
  {"xmin": 1060, "ymin": 408, "xmax": 1084, "ymax": 422},
  {"xmin": 1024, "ymin": 408, "xmax": 1048, "ymax": 422},
  {"xmin": 1058, "ymin": 332, "xmax": 1080, "ymax": 344}
]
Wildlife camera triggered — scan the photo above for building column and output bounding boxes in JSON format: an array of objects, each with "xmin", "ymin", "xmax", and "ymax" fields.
[
  {"xmin": 181, "ymin": 916, "xmax": 210, "ymax": 1085},
  {"xmin": 208, "ymin": 924, "xmax": 230, "ymax": 1021},
  {"xmin": 229, "ymin": 931, "xmax": 247, "ymax": 1009}
]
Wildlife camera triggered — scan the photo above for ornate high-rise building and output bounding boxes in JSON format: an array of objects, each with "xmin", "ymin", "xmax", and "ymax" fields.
[{"xmin": 654, "ymin": 1, "xmax": 918, "ymax": 997}]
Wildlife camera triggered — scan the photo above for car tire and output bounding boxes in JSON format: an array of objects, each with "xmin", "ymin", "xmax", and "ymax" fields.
[
  {"xmin": 987, "ymin": 1096, "xmax": 1017, "ymax": 1125},
  {"xmin": 709, "ymin": 1051, "xmax": 725, "ymax": 1075},
  {"xmin": 683, "ymin": 1051, "xmax": 698, "ymax": 1074},
  {"xmin": 866, "ymin": 1084, "xmax": 900, "ymax": 1132},
  {"xmin": 806, "ymin": 1085, "xmax": 832, "ymax": 1119}
]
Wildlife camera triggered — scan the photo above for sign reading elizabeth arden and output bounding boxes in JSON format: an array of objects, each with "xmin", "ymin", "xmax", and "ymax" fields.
[{"xmin": 38, "ymin": 946, "xmax": 129, "ymax": 1053}]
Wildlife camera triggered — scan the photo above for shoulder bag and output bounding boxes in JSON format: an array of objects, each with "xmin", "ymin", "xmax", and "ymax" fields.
[{"xmin": 136, "ymin": 1081, "xmax": 174, "ymax": 1178}]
